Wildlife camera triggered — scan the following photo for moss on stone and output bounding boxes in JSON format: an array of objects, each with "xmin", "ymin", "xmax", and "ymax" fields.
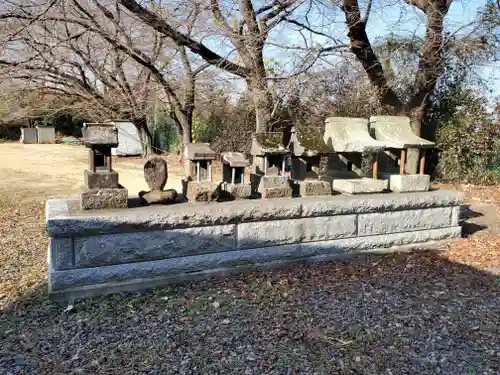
[
  {"xmin": 255, "ymin": 132, "xmax": 284, "ymax": 151},
  {"xmin": 296, "ymin": 122, "xmax": 330, "ymax": 154}
]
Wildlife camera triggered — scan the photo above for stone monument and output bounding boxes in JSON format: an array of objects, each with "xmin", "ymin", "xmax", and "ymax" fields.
[
  {"xmin": 80, "ymin": 123, "xmax": 128, "ymax": 210},
  {"xmin": 369, "ymin": 116, "xmax": 434, "ymax": 192},
  {"xmin": 250, "ymin": 132, "xmax": 292, "ymax": 199},
  {"xmin": 288, "ymin": 124, "xmax": 332, "ymax": 196},
  {"xmin": 221, "ymin": 152, "xmax": 252, "ymax": 199},
  {"xmin": 139, "ymin": 157, "xmax": 178, "ymax": 205},
  {"xmin": 323, "ymin": 117, "xmax": 388, "ymax": 194},
  {"xmin": 183, "ymin": 143, "xmax": 219, "ymax": 202}
]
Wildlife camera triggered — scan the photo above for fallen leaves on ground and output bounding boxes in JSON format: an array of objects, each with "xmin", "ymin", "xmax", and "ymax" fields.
[{"xmin": 0, "ymin": 187, "xmax": 499, "ymax": 375}]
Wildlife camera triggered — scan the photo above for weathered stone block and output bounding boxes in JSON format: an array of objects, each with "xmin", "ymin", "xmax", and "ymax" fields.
[
  {"xmin": 80, "ymin": 188, "xmax": 128, "ymax": 210},
  {"xmin": 82, "ymin": 125, "xmax": 118, "ymax": 146},
  {"xmin": 184, "ymin": 143, "xmax": 217, "ymax": 160},
  {"xmin": 74, "ymin": 225, "xmax": 235, "ymax": 267},
  {"xmin": 49, "ymin": 237, "xmax": 74, "ymax": 270},
  {"xmin": 139, "ymin": 189, "xmax": 177, "ymax": 205},
  {"xmin": 48, "ymin": 226, "xmax": 462, "ymax": 297},
  {"xmin": 299, "ymin": 180, "xmax": 332, "ymax": 196},
  {"xmin": 45, "ymin": 191, "xmax": 464, "ymax": 238},
  {"xmin": 324, "ymin": 117, "xmax": 386, "ymax": 153},
  {"xmin": 300, "ymin": 226, "xmax": 462, "ymax": 258},
  {"xmin": 260, "ymin": 186, "xmax": 292, "ymax": 199},
  {"xmin": 358, "ymin": 207, "xmax": 452, "ymax": 236},
  {"xmin": 389, "ymin": 174, "xmax": 430, "ymax": 193},
  {"xmin": 185, "ymin": 181, "xmax": 219, "ymax": 202},
  {"xmin": 84, "ymin": 170, "xmax": 119, "ymax": 189},
  {"xmin": 332, "ymin": 178, "xmax": 388, "ymax": 194},
  {"xmin": 259, "ymin": 175, "xmax": 290, "ymax": 190},
  {"xmin": 221, "ymin": 152, "xmax": 249, "ymax": 168},
  {"xmin": 222, "ymin": 183, "xmax": 252, "ymax": 200},
  {"xmin": 451, "ymin": 205, "xmax": 461, "ymax": 226},
  {"xmin": 144, "ymin": 157, "xmax": 168, "ymax": 190},
  {"xmin": 237, "ymin": 215, "xmax": 357, "ymax": 249}
]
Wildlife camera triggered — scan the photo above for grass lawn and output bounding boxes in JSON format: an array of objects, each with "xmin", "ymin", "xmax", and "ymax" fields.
[{"xmin": 0, "ymin": 144, "xmax": 499, "ymax": 374}]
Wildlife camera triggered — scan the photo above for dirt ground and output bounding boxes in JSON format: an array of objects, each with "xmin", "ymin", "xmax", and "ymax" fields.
[
  {"xmin": 0, "ymin": 143, "xmax": 185, "ymax": 197},
  {"xmin": 0, "ymin": 143, "xmax": 499, "ymax": 375}
]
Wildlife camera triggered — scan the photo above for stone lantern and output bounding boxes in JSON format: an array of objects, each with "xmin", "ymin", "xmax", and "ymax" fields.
[{"xmin": 80, "ymin": 123, "xmax": 128, "ymax": 209}]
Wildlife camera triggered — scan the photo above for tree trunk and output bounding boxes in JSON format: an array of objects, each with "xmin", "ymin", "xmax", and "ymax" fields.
[
  {"xmin": 174, "ymin": 113, "xmax": 193, "ymax": 175},
  {"xmin": 248, "ymin": 76, "xmax": 274, "ymax": 133},
  {"xmin": 134, "ymin": 118, "xmax": 153, "ymax": 157}
]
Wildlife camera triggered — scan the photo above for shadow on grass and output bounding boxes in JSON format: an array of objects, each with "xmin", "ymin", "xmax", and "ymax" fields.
[
  {"xmin": 1, "ymin": 250, "xmax": 499, "ymax": 375},
  {"xmin": 460, "ymin": 205, "xmax": 488, "ymax": 238}
]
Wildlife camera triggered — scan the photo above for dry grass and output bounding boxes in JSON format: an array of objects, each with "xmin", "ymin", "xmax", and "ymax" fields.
[{"xmin": 0, "ymin": 147, "xmax": 499, "ymax": 374}]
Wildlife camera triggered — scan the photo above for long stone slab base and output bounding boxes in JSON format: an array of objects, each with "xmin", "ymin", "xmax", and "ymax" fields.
[
  {"xmin": 49, "ymin": 229, "xmax": 461, "ymax": 300},
  {"xmin": 332, "ymin": 178, "xmax": 388, "ymax": 194},
  {"xmin": 46, "ymin": 190, "xmax": 463, "ymax": 300}
]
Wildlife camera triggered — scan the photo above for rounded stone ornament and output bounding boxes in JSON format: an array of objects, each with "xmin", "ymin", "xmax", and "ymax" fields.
[{"xmin": 144, "ymin": 157, "xmax": 168, "ymax": 191}]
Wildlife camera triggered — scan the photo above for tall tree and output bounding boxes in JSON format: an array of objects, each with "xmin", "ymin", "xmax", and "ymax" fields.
[
  {"xmin": 340, "ymin": 0, "xmax": 454, "ymax": 134},
  {"xmin": 117, "ymin": 0, "xmax": 346, "ymax": 133},
  {"xmin": 336, "ymin": 0, "xmax": 495, "ymax": 170}
]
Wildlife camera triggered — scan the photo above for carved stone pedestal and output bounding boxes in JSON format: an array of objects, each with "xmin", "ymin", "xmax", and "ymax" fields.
[
  {"xmin": 185, "ymin": 181, "xmax": 219, "ymax": 202},
  {"xmin": 80, "ymin": 188, "xmax": 128, "ymax": 210},
  {"xmin": 221, "ymin": 183, "xmax": 252, "ymax": 200},
  {"xmin": 298, "ymin": 180, "xmax": 332, "ymax": 197}
]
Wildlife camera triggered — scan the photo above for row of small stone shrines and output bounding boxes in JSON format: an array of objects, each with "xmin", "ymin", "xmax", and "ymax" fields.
[
  {"xmin": 48, "ymin": 120, "xmax": 463, "ymax": 300},
  {"xmin": 79, "ymin": 116, "xmax": 434, "ymax": 210}
]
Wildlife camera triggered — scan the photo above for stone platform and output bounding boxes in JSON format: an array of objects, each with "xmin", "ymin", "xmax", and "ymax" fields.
[{"xmin": 46, "ymin": 190, "xmax": 463, "ymax": 300}]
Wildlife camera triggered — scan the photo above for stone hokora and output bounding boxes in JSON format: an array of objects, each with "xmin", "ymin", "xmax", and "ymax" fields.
[
  {"xmin": 323, "ymin": 117, "xmax": 388, "ymax": 194},
  {"xmin": 369, "ymin": 116, "xmax": 434, "ymax": 192},
  {"xmin": 139, "ymin": 157, "xmax": 178, "ymax": 205},
  {"xmin": 287, "ymin": 124, "xmax": 332, "ymax": 197},
  {"xmin": 220, "ymin": 152, "xmax": 252, "ymax": 200},
  {"xmin": 250, "ymin": 132, "xmax": 292, "ymax": 199},
  {"xmin": 80, "ymin": 123, "xmax": 128, "ymax": 210},
  {"xmin": 183, "ymin": 143, "xmax": 219, "ymax": 202}
]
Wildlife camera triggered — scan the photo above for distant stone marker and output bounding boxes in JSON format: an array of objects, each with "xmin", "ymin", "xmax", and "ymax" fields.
[
  {"xmin": 144, "ymin": 157, "xmax": 168, "ymax": 191},
  {"xmin": 140, "ymin": 156, "xmax": 177, "ymax": 205}
]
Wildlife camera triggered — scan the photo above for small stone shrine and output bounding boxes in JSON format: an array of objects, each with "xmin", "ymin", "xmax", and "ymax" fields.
[
  {"xmin": 323, "ymin": 117, "xmax": 388, "ymax": 194},
  {"xmin": 250, "ymin": 132, "xmax": 292, "ymax": 199},
  {"xmin": 183, "ymin": 143, "xmax": 219, "ymax": 202},
  {"xmin": 288, "ymin": 124, "xmax": 332, "ymax": 196},
  {"xmin": 139, "ymin": 157, "xmax": 178, "ymax": 205},
  {"xmin": 369, "ymin": 116, "xmax": 435, "ymax": 192},
  {"xmin": 221, "ymin": 152, "xmax": 252, "ymax": 199},
  {"xmin": 80, "ymin": 123, "xmax": 127, "ymax": 209}
]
